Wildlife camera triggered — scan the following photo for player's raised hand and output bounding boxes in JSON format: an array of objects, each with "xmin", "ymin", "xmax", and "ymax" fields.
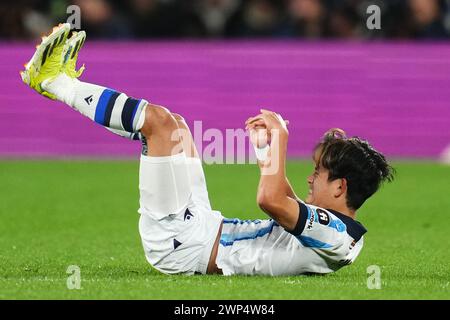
[{"xmin": 245, "ymin": 109, "xmax": 289, "ymax": 135}]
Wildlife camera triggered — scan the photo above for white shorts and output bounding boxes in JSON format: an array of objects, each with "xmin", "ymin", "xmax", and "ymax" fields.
[{"xmin": 138, "ymin": 152, "xmax": 223, "ymax": 275}]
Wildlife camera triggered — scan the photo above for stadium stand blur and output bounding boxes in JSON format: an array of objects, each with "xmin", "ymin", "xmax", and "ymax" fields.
[{"xmin": 1, "ymin": 0, "xmax": 449, "ymax": 40}]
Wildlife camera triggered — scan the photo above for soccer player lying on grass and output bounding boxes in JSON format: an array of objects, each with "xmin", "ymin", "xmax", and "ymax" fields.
[{"xmin": 21, "ymin": 24, "xmax": 394, "ymax": 276}]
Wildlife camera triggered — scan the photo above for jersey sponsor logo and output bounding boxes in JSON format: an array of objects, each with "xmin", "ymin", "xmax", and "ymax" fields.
[{"xmin": 316, "ymin": 209, "xmax": 330, "ymax": 225}]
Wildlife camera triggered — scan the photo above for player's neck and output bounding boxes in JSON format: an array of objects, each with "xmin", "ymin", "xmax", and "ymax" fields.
[
  {"xmin": 329, "ymin": 205, "xmax": 356, "ymax": 220},
  {"xmin": 342, "ymin": 209, "xmax": 356, "ymax": 220}
]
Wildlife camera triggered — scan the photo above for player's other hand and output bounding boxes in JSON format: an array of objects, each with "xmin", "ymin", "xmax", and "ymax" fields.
[{"xmin": 245, "ymin": 109, "xmax": 289, "ymax": 137}]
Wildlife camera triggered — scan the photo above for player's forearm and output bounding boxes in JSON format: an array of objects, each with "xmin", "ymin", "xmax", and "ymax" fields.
[
  {"xmin": 285, "ymin": 177, "xmax": 300, "ymax": 201},
  {"xmin": 257, "ymin": 164, "xmax": 298, "ymax": 201},
  {"xmin": 257, "ymin": 131, "xmax": 289, "ymax": 205}
]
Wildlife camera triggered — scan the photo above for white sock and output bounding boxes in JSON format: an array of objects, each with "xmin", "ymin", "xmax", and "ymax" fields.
[{"xmin": 42, "ymin": 74, "xmax": 147, "ymax": 133}]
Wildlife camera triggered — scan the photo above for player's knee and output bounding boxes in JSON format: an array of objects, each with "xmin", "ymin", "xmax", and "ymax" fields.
[
  {"xmin": 171, "ymin": 113, "xmax": 185, "ymax": 123},
  {"xmin": 142, "ymin": 104, "xmax": 178, "ymax": 136}
]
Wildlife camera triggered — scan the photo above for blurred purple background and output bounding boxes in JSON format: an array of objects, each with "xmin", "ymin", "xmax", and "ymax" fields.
[{"xmin": 1, "ymin": 41, "xmax": 449, "ymax": 159}]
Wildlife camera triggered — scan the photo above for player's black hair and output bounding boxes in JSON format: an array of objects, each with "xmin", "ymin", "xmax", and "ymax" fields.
[{"xmin": 314, "ymin": 128, "xmax": 395, "ymax": 210}]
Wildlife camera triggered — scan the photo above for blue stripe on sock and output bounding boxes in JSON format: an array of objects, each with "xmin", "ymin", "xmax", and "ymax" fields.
[
  {"xmin": 94, "ymin": 89, "xmax": 116, "ymax": 125},
  {"xmin": 130, "ymin": 99, "xmax": 142, "ymax": 129},
  {"xmin": 122, "ymin": 98, "xmax": 140, "ymax": 132},
  {"xmin": 104, "ymin": 91, "xmax": 121, "ymax": 127}
]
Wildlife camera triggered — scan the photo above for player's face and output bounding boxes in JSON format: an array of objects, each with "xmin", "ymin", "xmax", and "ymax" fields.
[{"xmin": 305, "ymin": 150, "xmax": 335, "ymax": 208}]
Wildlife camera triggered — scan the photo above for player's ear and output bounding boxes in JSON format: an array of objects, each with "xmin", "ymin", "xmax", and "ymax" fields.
[{"xmin": 334, "ymin": 178, "xmax": 347, "ymax": 198}]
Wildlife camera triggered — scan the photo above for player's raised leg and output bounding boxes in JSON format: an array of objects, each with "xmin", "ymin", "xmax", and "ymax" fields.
[
  {"xmin": 20, "ymin": 24, "xmax": 222, "ymax": 275},
  {"xmin": 21, "ymin": 24, "xmax": 147, "ymax": 136}
]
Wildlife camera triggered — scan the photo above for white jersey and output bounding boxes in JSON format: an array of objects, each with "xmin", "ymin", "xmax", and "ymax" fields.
[{"xmin": 216, "ymin": 201, "xmax": 366, "ymax": 276}]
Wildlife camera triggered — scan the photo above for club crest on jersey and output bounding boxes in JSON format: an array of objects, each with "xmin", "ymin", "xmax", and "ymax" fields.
[{"xmin": 316, "ymin": 209, "xmax": 330, "ymax": 225}]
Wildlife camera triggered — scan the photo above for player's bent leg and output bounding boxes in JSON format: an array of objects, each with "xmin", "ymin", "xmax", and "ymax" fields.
[
  {"xmin": 140, "ymin": 105, "xmax": 183, "ymax": 157},
  {"xmin": 171, "ymin": 113, "xmax": 212, "ymax": 211},
  {"xmin": 137, "ymin": 109, "xmax": 203, "ymax": 274},
  {"xmin": 21, "ymin": 25, "xmax": 224, "ymax": 276},
  {"xmin": 138, "ymin": 104, "xmax": 189, "ymax": 217},
  {"xmin": 138, "ymin": 108, "xmax": 222, "ymax": 275},
  {"xmin": 173, "ymin": 114, "xmax": 222, "ymax": 274}
]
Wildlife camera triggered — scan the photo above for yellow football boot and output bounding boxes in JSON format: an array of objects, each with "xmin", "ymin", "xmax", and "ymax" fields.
[{"xmin": 20, "ymin": 23, "xmax": 71, "ymax": 99}]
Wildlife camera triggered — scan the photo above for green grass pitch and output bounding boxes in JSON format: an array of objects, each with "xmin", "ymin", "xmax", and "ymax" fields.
[{"xmin": 0, "ymin": 160, "xmax": 449, "ymax": 299}]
